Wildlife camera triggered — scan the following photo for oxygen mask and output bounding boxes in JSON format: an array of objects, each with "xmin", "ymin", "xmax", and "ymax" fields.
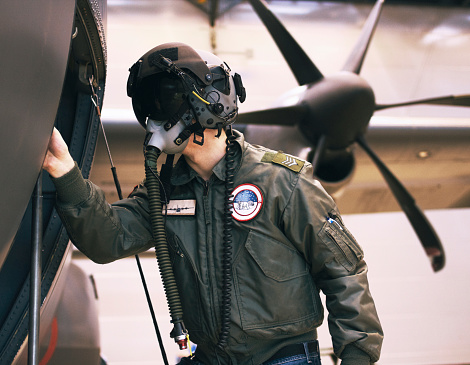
[{"xmin": 143, "ymin": 73, "xmax": 193, "ymax": 154}]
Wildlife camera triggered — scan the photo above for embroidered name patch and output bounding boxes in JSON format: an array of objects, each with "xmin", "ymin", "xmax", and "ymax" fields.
[{"xmin": 231, "ymin": 184, "xmax": 263, "ymax": 222}]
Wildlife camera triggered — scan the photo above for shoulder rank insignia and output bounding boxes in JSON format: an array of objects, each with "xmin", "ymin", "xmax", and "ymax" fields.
[{"xmin": 262, "ymin": 151, "xmax": 305, "ymax": 173}]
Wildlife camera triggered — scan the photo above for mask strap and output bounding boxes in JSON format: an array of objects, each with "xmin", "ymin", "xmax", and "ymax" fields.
[
  {"xmin": 165, "ymin": 99, "xmax": 191, "ymax": 131},
  {"xmin": 173, "ymin": 121, "xmax": 205, "ymax": 147}
]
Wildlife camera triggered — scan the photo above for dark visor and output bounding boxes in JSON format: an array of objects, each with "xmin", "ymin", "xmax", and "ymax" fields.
[{"xmin": 149, "ymin": 73, "xmax": 188, "ymax": 121}]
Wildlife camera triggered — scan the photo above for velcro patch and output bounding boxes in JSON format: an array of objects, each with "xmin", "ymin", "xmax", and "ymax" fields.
[
  {"xmin": 149, "ymin": 47, "xmax": 178, "ymax": 67},
  {"xmin": 262, "ymin": 152, "xmax": 305, "ymax": 173}
]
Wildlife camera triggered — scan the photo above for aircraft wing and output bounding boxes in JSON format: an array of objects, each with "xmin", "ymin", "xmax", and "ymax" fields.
[{"xmin": 90, "ymin": 116, "xmax": 470, "ymax": 216}]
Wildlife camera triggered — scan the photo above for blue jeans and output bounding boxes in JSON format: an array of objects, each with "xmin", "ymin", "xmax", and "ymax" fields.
[
  {"xmin": 261, "ymin": 344, "xmax": 322, "ymax": 365},
  {"xmin": 176, "ymin": 342, "xmax": 322, "ymax": 365}
]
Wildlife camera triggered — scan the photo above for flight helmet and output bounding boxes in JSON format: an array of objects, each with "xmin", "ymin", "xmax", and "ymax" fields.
[{"xmin": 127, "ymin": 42, "xmax": 246, "ymax": 152}]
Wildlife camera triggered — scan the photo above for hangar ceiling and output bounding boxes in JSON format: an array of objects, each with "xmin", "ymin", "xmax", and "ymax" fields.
[{"xmin": 186, "ymin": 0, "xmax": 470, "ymax": 26}]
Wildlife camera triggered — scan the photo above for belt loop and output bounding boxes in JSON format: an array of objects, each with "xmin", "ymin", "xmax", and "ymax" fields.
[{"xmin": 303, "ymin": 342, "xmax": 313, "ymax": 364}]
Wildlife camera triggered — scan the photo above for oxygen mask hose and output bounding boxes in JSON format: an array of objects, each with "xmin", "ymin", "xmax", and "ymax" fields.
[{"xmin": 145, "ymin": 146, "xmax": 188, "ymax": 350}]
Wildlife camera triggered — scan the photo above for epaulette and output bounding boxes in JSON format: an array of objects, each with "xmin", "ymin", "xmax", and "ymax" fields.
[{"xmin": 261, "ymin": 151, "xmax": 305, "ymax": 173}]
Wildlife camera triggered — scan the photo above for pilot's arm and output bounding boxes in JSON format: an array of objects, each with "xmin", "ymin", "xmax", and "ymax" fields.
[
  {"xmin": 42, "ymin": 128, "xmax": 155, "ymax": 263},
  {"xmin": 282, "ymin": 164, "xmax": 384, "ymax": 364}
]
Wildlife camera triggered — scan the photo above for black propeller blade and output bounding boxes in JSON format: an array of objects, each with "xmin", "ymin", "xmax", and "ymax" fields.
[
  {"xmin": 342, "ymin": 0, "xmax": 385, "ymax": 74},
  {"xmin": 242, "ymin": 0, "xmax": 457, "ymax": 271},
  {"xmin": 236, "ymin": 104, "xmax": 308, "ymax": 126},
  {"xmin": 247, "ymin": 0, "xmax": 323, "ymax": 86},
  {"xmin": 356, "ymin": 136, "xmax": 445, "ymax": 272},
  {"xmin": 310, "ymin": 134, "xmax": 327, "ymax": 175}
]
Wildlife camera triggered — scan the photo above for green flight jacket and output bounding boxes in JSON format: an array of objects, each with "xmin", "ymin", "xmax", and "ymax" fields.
[{"xmin": 54, "ymin": 131, "xmax": 383, "ymax": 365}]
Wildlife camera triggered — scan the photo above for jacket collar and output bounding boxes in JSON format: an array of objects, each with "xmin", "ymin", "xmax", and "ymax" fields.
[{"xmin": 171, "ymin": 129, "xmax": 245, "ymax": 186}]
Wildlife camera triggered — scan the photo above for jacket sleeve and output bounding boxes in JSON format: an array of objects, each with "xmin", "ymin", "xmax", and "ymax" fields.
[
  {"xmin": 52, "ymin": 164, "xmax": 154, "ymax": 263},
  {"xmin": 281, "ymin": 165, "xmax": 383, "ymax": 363}
]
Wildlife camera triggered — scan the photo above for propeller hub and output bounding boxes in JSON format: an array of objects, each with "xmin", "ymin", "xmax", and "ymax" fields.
[{"xmin": 300, "ymin": 72, "xmax": 375, "ymax": 149}]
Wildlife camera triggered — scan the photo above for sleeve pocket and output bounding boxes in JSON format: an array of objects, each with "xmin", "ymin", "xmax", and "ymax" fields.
[{"xmin": 318, "ymin": 217, "xmax": 364, "ymax": 272}]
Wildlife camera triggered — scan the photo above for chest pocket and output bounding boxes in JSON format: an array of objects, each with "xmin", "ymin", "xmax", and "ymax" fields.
[
  {"xmin": 233, "ymin": 230, "xmax": 322, "ymax": 338},
  {"xmin": 245, "ymin": 232, "xmax": 309, "ymax": 281}
]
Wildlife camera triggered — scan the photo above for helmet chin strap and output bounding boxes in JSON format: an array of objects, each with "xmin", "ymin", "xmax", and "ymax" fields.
[{"xmin": 215, "ymin": 123, "xmax": 225, "ymax": 138}]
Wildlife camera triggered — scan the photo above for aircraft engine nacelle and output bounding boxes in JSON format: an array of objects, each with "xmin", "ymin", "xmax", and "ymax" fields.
[{"xmin": 308, "ymin": 147, "xmax": 355, "ymax": 197}]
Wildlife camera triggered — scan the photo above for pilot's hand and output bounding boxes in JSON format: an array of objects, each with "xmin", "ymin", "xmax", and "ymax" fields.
[{"xmin": 42, "ymin": 127, "xmax": 75, "ymax": 178}]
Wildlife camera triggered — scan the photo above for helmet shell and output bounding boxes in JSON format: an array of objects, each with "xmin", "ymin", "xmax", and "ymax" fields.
[
  {"xmin": 128, "ymin": 42, "xmax": 240, "ymax": 130},
  {"xmin": 190, "ymin": 49, "xmax": 239, "ymax": 129}
]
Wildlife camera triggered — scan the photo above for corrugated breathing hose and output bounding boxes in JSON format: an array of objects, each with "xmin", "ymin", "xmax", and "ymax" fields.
[{"xmin": 145, "ymin": 145, "xmax": 188, "ymax": 350}]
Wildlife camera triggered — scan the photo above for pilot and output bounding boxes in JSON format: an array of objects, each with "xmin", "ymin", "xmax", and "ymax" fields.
[{"xmin": 43, "ymin": 42, "xmax": 383, "ymax": 365}]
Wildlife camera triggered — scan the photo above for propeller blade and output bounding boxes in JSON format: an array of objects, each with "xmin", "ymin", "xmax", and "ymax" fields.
[
  {"xmin": 311, "ymin": 134, "xmax": 327, "ymax": 175},
  {"xmin": 375, "ymin": 94, "xmax": 470, "ymax": 111},
  {"xmin": 237, "ymin": 104, "xmax": 308, "ymax": 126},
  {"xmin": 341, "ymin": 0, "xmax": 385, "ymax": 74},
  {"xmin": 248, "ymin": 0, "xmax": 323, "ymax": 86},
  {"xmin": 356, "ymin": 136, "xmax": 445, "ymax": 272}
]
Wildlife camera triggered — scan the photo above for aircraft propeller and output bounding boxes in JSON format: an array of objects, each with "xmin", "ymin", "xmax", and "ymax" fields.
[{"xmin": 237, "ymin": 0, "xmax": 470, "ymax": 272}]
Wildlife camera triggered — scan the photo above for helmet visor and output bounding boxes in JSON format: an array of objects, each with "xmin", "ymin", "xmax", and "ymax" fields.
[{"xmin": 149, "ymin": 73, "xmax": 188, "ymax": 121}]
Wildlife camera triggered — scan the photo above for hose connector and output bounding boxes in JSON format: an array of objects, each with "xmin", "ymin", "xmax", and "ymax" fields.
[{"xmin": 170, "ymin": 321, "xmax": 188, "ymax": 350}]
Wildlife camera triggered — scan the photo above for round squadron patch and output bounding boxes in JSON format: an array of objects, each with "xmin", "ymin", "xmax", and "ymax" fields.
[{"xmin": 231, "ymin": 184, "xmax": 263, "ymax": 222}]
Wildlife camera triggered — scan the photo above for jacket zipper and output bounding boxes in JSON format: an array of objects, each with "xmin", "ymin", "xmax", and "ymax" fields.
[{"xmin": 201, "ymin": 178, "xmax": 220, "ymax": 341}]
